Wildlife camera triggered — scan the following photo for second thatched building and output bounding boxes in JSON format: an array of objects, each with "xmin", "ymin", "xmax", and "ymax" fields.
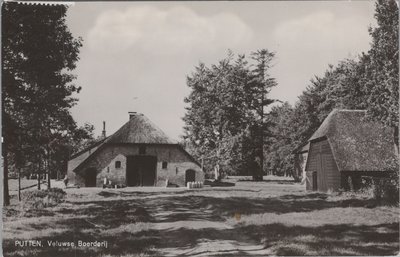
[{"xmin": 305, "ymin": 109, "xmax": 398, "ymax": 192}]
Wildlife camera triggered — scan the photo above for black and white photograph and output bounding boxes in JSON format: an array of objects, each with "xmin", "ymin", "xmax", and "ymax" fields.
[{"xmin": 1, "ymin": 0, "xmax": 399, "ymax": 256}]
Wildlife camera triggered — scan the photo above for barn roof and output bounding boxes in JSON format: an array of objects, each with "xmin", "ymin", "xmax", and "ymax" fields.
[
  {"xmin": 104, "ymin": 113, "xmax": 177, "ymax": 144},
  {"xmin": 69, "ymin": 137, "xmax": 108, "ymax": 160},
  {"xmin": 308, "ymin": 109, "xmax": 398, "ymax": 172},
  {"xmin": 70, "ymin": 113, "xmax": 200, "ymax": 171},
  {"xmin": 293, "ymin": 142, "xmax": 309, "ymax": 154}
]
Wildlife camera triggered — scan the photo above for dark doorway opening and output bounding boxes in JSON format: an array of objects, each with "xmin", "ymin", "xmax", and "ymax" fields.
[
  {"xmin": 312, "ymin": 171, "xmax": 318, "ymax": 191},
  {"xmin": 126, "ymin": 156, "xmax": 157, "ymax": 186},
  {"xmin": 185, "ymin": 169, "xmax": 196, "ymax": 186},
  {"xmin": 85, "ymin": 168, "xmax": 97, "ymax": 187}
]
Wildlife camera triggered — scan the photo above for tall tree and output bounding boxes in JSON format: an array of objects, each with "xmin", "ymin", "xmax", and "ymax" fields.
[
  {"xmin": 2, "ymin": 2, "xmax": 83, "ymax": 203},
  {"xmin": 362, "ymin": 0, "xmax": 399, "ymax": 149},
  {"xmin": 183, "ymin": 50, "xmax": 277, "ymax": 180},
  {"xmin": 266, "ymin": 102, "xmax": 295, "ymax": 177},
  {"xmin": 248, "ymin": 50, "xmax": 277, "ymax": 180}
]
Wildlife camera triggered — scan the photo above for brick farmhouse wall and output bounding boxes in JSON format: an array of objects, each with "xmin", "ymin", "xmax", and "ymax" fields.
[
  {"xmin": 67, "ymin": 144, "xmax": 102, "ymax": 186},
  {"xmin": 67, "ymin": 144, "xmax": 203, "ymax": 187}
]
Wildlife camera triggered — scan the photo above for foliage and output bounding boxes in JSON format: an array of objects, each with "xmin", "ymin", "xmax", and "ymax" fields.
[
  {"xmin": 183, "ymin": 50, "xmax": 276, "ymax": 179},
  {"xmin": 21, "ymin": 188, "xmax": 66, "ymax": 210},
  {"xmin": 266, "ymin": 58, "xmax": 368, "ymax": 179},
  {"xmin": 361, "ymin": 0, "xmax": 399, "ymax": 203},
  {"xmin": 362, "ymin": 0, "xmax": 399, "ymax": 132},
  {"xmin": 266, "ymin": 102, "xmax": 296, "ymax": 177},
  {"xmin": 2, "ymin": 2, "xmax": 91, "ymax": 201},
  {"xmin": 372, "ymin": 172, "xmax": 399, "ymax": 205},
  {"xmin": 268, "ymin": 1, "xmax": 398, "ymax": 180}
]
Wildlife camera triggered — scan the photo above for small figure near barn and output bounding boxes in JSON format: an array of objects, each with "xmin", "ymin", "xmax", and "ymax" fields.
[
  {"xmin": 305, "ymin": 109, "xmax": 398, "ymax": 192},
  {"xmin": 63, "ymin": 175, "xmax": 69, "ymax": 189},
  {"xmin": 67, "ymin": 112, "xmax": 204, "ymax": 187}
]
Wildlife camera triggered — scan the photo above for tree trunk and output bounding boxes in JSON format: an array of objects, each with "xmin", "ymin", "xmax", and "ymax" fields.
[
  {"xmin": 47, "ymin": 153, "xmax": 51, "ymax": 189},
  {"xmin": 252, "ymin": 159, "xmax": 263, "ymax": 181},
  {"xmin": 47, "ymin": 169, "xmax": 51, "ymax": 189},
  {"xmin": 293, "ymin": 154, "xmax": 302, "ymax": 182},
  {"xmin": 3, "ymin": 151, "xmax": 10, "ymax": 206},
  {"xmin": 394, "ymin": 126, "xmax": 399, "ymax": 155},
  {"xmin": 37, "ymin": 159, "xmax": 41, "ymax": 190},
  {"xmin": 259, "ymin": 90, "xmax": 264, "ymax": 181},
  {"xmin": 18, "ymin": 167, "xmax": 21, "ymax": 201}
]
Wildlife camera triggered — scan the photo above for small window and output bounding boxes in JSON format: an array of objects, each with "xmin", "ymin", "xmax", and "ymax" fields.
[
  {"xmin": 162, "ymin": 162, "xmax": 168, "ymax": 169},
  {"xmin": 139, "ymin": 145, "xmax": 146, "ymax": 155},
  {"xmin": 115, "ymin": 161, "xmax": 121, "ymax": 169}
]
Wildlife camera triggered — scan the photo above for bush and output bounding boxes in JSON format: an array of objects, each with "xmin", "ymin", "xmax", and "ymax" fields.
[
  {"xmin": 336, "ymin": 174, "xmax": 399, "ymax": 206},
  {"xmin": 373, "ymin": 171, "xmax": 399, "ymax": 205},
  {"xmin": 22, "ymin": 188, "xmax": 66, "ymax": 209}
]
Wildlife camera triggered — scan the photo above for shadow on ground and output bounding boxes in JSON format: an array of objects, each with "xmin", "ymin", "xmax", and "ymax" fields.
[
  {"xmin": 3, "ymin": 183, "xmax": 399, "ymax": 256},
  {"xmin": 236, "ymin": 179, "xmax": 297, "ymax": 185}
]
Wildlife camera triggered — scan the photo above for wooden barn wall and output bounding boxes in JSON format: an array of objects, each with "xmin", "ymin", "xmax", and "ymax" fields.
[
  {"xmin": 305, "ymin": 143, "xmax": 318, "ymax": 190},
  {"xmin": 306, "ymin": 139, "xmax": 340, "ymax": 192}
]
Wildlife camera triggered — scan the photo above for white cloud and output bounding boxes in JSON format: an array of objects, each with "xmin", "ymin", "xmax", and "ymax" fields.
[
  {"xmin": 274, "ymin": 11, "xmax": 371, "ymax": 54},
  {"xmin": 270, "ymin": 10, "xmax": 372, "ymax": 104},
  {"xmin": 87, "ymin": 6, "xmax": 253, "ymax": 54}
]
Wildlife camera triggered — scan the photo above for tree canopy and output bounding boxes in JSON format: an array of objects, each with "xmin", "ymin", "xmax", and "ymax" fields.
[
  {"xmin": 183, "ymin": 1, "xmax": 398, "ymax": 180},
  {"xmin": 2, "ymin": 3, "xmax": 92, "ymax": 204},
  {"xmin": 183, "ymin": 50, "xmax": 277, "ymax": 180}
]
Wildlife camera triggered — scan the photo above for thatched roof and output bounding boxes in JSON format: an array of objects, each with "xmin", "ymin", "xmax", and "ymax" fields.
[
  {"xmin": 308, "ymin": 109, "xmax": 398, "ymax": 172},
  {"xmin": 293, "ymin": 142, "xmax": 309, "ymax": 154},
  {"xmin": 105, "ymin": 113, "xmax": 177, "ymax": 144},
  {"xmin": 70, "ymin": 137, "xmax": 108, "ymax": 159},
  {"xmin": 70, "ymin": 113, "xmax": 200, "ymax": 171}
]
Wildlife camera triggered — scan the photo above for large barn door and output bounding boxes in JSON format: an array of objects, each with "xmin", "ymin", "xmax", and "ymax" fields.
[
  {"xmin": 126, "ymin": 157, "xmax": 140, "ymax": 186},
  {"xmin": 126, "ymin": 156, "xmax": 157, "ymax": 186},
  {"xmin": 85, "ymin": 168, "xmax": 97, "ymax": 187},
  {"xmin": 141, "ymin": 156, "xmax": 157, "ymax": 186}
]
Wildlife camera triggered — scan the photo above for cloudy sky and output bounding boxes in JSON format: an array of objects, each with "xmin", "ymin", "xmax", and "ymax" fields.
[{"xmin": 66, "ymin": 1, "xmax": 376, "ymax": 140}]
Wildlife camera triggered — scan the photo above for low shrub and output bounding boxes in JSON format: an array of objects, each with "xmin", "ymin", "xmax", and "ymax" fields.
[
  {"xmin": 22, "ymin": 188, "xmax": 66, "ymax": 209},
  {"xmin": 358, "ymin": 172, "xmax": 399, "ymax": 205},
  {"xmin": 373, "ymin": 172, "xmax": 399, "ymax": 205}
]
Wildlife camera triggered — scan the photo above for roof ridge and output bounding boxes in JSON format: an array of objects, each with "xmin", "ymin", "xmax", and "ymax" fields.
[
  {"xmin": 105, "ymin": 113, "xmax": 177, "ymax": 144},
  {"xmin": 69, "ymin": 137, "xmax": 108, "ymax": 160}
]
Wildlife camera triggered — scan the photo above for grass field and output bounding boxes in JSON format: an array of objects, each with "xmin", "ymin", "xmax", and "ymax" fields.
[{"xmin": 3, "ymin": 176, "xmax": 399, "ymax": 256}]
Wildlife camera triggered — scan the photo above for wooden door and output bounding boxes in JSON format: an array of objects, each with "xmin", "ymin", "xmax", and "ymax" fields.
[
  {"xmin": 185, "ymin": 169, "xmax": 196, "ymax": 185},
  {"xmin": 85, "ymin": 168, "xmax": 97, "ymax": 187},
  {"xmin": 312, "ymin": 171, "xmax": 318, "ymax": 191}
]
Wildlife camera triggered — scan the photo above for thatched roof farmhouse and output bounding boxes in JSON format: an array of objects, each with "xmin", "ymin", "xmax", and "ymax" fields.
[
  {"xmin": 305, "ymin": 109, "xmax": 398, "ymax": 192},
  {"xmin": 67, "ymin": 112, "xmax": 203, "ymax": 187}
]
